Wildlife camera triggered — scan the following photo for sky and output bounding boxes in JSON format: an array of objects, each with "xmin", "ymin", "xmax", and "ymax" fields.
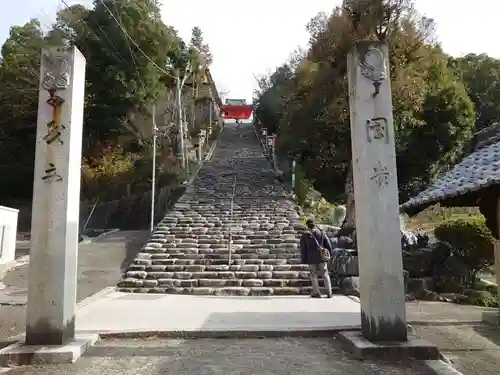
[{"xmin": 1, "ymin": 0, "xmax": 500, "ymax": 102}]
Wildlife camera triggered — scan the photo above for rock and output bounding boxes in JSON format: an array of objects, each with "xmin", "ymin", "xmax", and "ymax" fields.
[
  {"xmin": 403, "ymin": 242, "xmax": 452, "ymax": 278},
  {"xmin": 406, "ymin": 277, "xmax": 434, "ymax": 295},
  {"xmin": 331, "ymin": 249, "xmax": 359, "ymax": 276},
  {"xmin": 340, "ymin": 276, "xmax": 360, "ymax": 297},
  {"xmin": 331, "ymin": 205, "xmax": 346, "ymax": 227},
  {"xmin": 440, "ymin": 293, "xmax": 469, "ymax": 303},
  {"xmin": 407, "ymin": 289, "xmax": 444, "ymax": 301}
]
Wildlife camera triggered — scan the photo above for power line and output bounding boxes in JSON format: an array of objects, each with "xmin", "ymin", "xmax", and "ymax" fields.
[
  {"xmin": 110, "ymin": 0, "xmax": 147, "ymax": 92},
  {"xmin": 60, "ymin": 0, "xmax": 149, "ymax": 91},
  {"xmin": 97, "ymin": 0, "xmax": 176, "ymax": 80},
  {"xmin": 60, "ymin": 0, "xmax": 130, "ymax": 68}
]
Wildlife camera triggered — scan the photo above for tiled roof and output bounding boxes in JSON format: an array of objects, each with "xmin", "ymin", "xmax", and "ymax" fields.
[{"xmin": 400, "ymin": 140, "xmax": 500, "ymax": 212}]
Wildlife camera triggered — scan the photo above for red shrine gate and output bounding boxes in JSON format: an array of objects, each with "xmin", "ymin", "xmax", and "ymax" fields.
[{"xmin": 222, "ymin": 98, "xmax": 253, "ymax": 120}]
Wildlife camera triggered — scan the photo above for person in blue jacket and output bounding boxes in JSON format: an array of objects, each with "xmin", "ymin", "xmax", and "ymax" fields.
[{"xmin": 300, "ymin": 218, "xmax": 333, "ymax": 298}]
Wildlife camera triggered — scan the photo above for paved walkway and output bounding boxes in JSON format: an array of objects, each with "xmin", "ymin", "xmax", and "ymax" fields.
[
  {"xmin": 0, "ymin": 231, "xmax": 149, "ymax": 341},
  {"xmin": 75, "ymin": 292, "xmax": 361, "ymax": 335},
  {"xmin": 5, "ymin": 337, "xmax": 435, "ymax": 375}
]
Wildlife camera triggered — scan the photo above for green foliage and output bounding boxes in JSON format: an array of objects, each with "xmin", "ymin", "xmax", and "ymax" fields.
[
  {"xmin": 293, "ymin": 163, "xmax": 337, "ymax": 224},
  {"xmin": 253, "ymin": 0, "xmax": 478, "ymax": 209},
  {"xmin": 452, "ymin": 53, "xmax": 500, "ymax": 131},
  {"xmin": 434, "ymin": 216, "xmax": 495, "ymax": 280},
  {"xmin": 0, "ymin": 0, "xmax": 214, "ymax": 205},
  {"xmin": 465, "ymin": 289, "xmax": 498, "ymax": 308},
  {"xmin": 294, "ymin": 165, "xmax": 314, "ymax": 206},
  {"xmin": 472, "ymin": 278, "xmax": 498, "ymax": 295},
  {"xmin": 81, "ymin": 146, "xmax": 139, "ymax": 200}
]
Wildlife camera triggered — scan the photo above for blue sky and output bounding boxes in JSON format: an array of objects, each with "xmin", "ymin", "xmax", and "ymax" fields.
[{"xmin": 1, "ymin": 0, "xmax": 499, "ymax": 102}]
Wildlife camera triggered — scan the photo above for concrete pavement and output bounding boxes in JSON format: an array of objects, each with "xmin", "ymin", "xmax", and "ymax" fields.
[{"xmin": 75, "ymin": 292, "xmax": 361, "ymax": 336}]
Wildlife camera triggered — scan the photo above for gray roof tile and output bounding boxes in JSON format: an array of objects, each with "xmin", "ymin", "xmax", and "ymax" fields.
[{"xmin": 400, "ymin": 140, "xmax": 500, "ymax": 212}]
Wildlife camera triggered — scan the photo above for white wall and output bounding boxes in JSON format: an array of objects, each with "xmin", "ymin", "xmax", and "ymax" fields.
[{"xmin": 0, "ymin": 205, "xmax": 19, "ymax": 264}]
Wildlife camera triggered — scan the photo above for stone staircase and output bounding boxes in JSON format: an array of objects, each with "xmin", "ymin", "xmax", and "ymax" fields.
[{"xmin": 118, "ymin": 123, "xmax": 313, "ymax": 295}]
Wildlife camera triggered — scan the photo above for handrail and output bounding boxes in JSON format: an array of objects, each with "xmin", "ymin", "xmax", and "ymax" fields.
[
  {"xmin": 83, "ymin": 199, "xmax": 99, "ymax": 231},
  {"xmin": 228, "ymin": 159, "xmax": 237, "ymax": 265}
]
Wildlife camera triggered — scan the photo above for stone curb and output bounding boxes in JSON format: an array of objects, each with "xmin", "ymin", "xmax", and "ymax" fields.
[
  {"xmin": 93, "ymin": 326, "xmax": 360, "ymax": 340},
  {"xmin": 424, "ymin": 360, "xmax": 465, "ymax": 375},
  {"xmin": 80, "ymin": 228, "xmax": 120, "ymax": 244},
  {"xmin": 0, "ymin": 256, "xmax": 30, "ymax": 281},
  {"xmin": 76, "ymin": 286, "xmax": 117, "ymax": 313}
]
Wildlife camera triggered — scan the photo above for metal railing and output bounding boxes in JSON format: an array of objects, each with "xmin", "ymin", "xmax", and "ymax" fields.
[{"xmin": 228, "ymin": 159, "xmax": 238, "ymax": 265}]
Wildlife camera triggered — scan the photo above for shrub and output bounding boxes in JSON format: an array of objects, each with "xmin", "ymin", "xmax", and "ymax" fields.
[
  {"xmin": 434, "ymin": 216, "xmax": 495, "ymax": 286},
  {"xmin": 465, "ymin": 289, "xmax": 499, "ymax": 308},
  {"xmin": 81, "ymin": 146, "xmax": 139, "ymax": 199},
  {"xmin": 294, "ymin": 165, "xmax": 314, "ymax": 207}
]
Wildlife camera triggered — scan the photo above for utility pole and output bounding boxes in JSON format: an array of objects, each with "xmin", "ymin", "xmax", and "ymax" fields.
[
  {"xmin": 176, "ymin": 64, "xmax": 192, "ymax": 173},
  {"xmin": 207, "ymin": 98, "xmax": 212, "ymax": 158},
  {"xmin": 176, "ymin": 72, "xmax": 185, "ymax": 172},
  {"xmin": 150, "ymin": 103, "xmax": 157, "ymax": 233}
]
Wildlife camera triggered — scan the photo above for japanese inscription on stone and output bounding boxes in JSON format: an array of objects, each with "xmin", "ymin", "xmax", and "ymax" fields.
[
  {"xmin": 370, "ymin": 161, "xmax": 389, "ymax": 188},
  {"xmin": 41, "ymin": 163, "xmax": 62, "ymax": 182},
  {"xmin": 40, "ymin": 49, "xmax": 70, "ymax": 183},
  {"xmin": 366, "ymin": 117, "xmax": 388, "ymax": 143},
  {"xmin": 358, "ymin": 47, "xmax": 387, "ymax": 96},
  {"xmin": 41, "ymin": 51, "xmax": 70, "ymax": 90}
]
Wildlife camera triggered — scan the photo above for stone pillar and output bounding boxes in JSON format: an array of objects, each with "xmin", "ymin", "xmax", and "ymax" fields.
[
  {"xmin": 482, "ymin": 198, "xmax": 500, "ymax": 325},
  {"xmin": 26, "ymin": 46, "xmax": 86, "ymax": 345},
  {"xmin": 347, "ymin": 41, "xmax": 407, "ymax": 342}
]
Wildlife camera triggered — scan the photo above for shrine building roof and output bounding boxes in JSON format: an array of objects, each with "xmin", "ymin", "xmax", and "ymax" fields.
[{"xmin": 401, "ymin": 123, "xmax": 500, "ymax": 218}]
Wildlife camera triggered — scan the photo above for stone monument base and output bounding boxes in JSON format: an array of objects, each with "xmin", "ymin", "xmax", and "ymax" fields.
[
  {"xmin": 482, "ymin": 310, "xmax": 500, "ymax": 325},
  {"xmin": 0, "ymin": 333, "xmax": 98, "ymax": 366},
  {"xmin": 337, "ymin": 330, "xmax": 439, "ymax": 360}
]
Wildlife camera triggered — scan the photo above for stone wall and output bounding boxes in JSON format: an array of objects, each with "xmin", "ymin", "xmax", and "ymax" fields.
[{"xmin": 16, "ymin": 184, "xmax": 185, "ymax": 232}]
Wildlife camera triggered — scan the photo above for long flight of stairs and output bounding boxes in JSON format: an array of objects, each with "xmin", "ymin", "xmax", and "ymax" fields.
[{"xmin": 118, "ymin": 123, "xmax": 313, "ymax": 296}]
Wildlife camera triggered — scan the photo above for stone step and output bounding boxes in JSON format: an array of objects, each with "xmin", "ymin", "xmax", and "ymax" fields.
[
  {"xmin": 119, "ymin": 278, "xmax": 311, "ymax": 288},
  {"xmin": 142, "ymin": 257, "xmax": 302, "ymax": 265},
  {"xmin": 128, "ymin": 263, "xmax": 309, "ymax": 272},
  {"xmin": 119, "ymin": 123, "xmax": 310, "ymax": 296},
  {"xmin": 117, "ymin": 286, "xmax": 313, "ymax": 296},
  {"xmin": 138, "ymin": 254, "xmax": 301, "ymax": 261}
]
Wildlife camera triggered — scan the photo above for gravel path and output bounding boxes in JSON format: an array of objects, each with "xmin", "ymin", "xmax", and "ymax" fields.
[
  {"xmin": 6, "ymin": 338, "xmax": 434, "ymax": 375},
  {"xmin": 407, "ymin": 301, "xmax": 500, "ymax": 375}
]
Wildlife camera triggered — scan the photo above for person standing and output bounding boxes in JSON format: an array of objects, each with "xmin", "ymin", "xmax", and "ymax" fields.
[{"xmin": 300, "ymin": 218, "xmax": 333, "ymax": 298}]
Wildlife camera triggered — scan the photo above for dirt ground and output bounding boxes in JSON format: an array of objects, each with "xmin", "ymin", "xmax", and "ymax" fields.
[{"xmin": 407, "ymin": 301, "xmax": 500, "ymax": 375}]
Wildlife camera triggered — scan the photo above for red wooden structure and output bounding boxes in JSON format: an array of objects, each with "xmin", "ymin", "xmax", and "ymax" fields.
[{"xmin": 222, "ymin": 105, "xmax": 253, "ymax": 120}]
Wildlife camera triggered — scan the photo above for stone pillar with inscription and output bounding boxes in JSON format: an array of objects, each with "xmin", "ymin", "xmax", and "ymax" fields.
[
  {"xmin": 346, "ymin": 41, "xmax": 407, "ymax": 342},
  {"xmin": 26, "ymin": 46, "xmax": 86, "ymax": 346}
]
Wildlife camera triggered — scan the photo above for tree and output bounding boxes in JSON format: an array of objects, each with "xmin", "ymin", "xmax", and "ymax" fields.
[
  {"xmin": 0, "ymin": 0, "xmax": 205, "ymax": 205},
  {"xmin": 253, "ymin": 0, "xmax": 475, "ymax": 221},
  {"xmin": 452, "ymin": 54, "xmax": 500, "ymax": 130},
  {"xmin": 0, "ymin": 20, "xmax": 61, "ymax": 202},
  {"xmin": 190, "ymin": 26, "xmax": 212, "ymax": 67}
]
